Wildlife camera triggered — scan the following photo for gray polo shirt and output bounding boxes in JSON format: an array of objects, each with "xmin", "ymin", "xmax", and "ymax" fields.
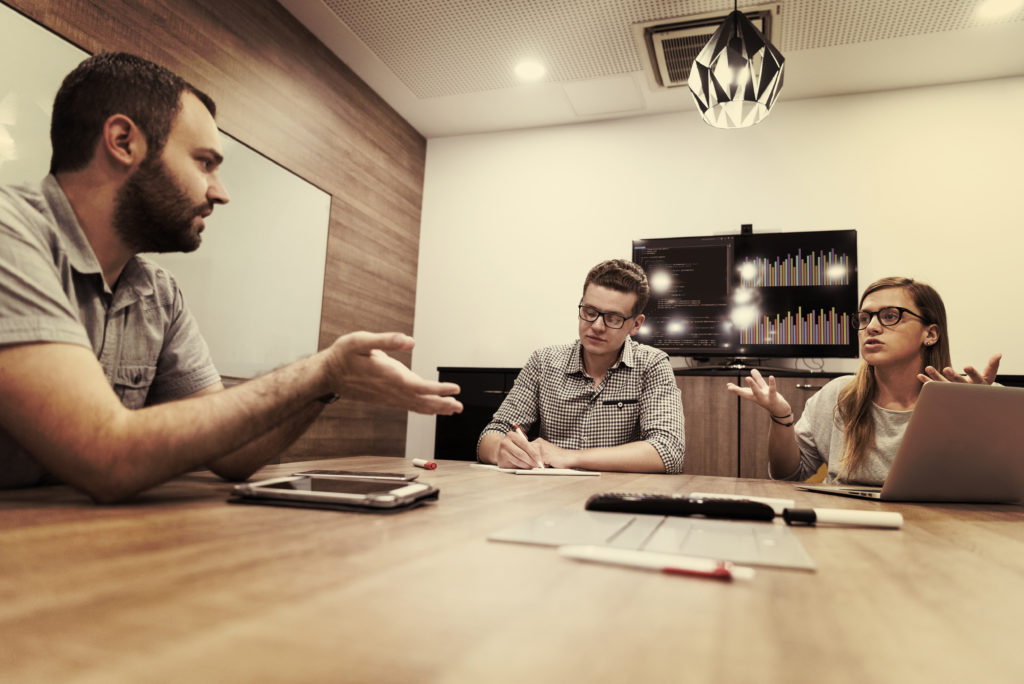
[{"xmin": 0, "ymin": 175, "xmax": 220, "ymax": 487}]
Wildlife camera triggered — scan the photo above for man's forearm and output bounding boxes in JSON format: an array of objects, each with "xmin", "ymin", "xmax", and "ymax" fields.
[
  {"xmin": 108, "ymin": 352, "xmax": 335, "ymax": 495},
  {"xmin": 477, "ymin": 432, "xmax": 502, "ymax": 464},
  {"xmin": 207, "ymin": 398, "xmax": 327, "ymax": 481},
  {"xmin": 566, "ymin": 440, "xmax": 665, "ymax": 473},
  {"xmin": 0, "ymin": 332, "xmax": 461, "ymax": 502},
  {"xmin": 0, "ymin": 343, "xmax": 334, "ymax": 502}
]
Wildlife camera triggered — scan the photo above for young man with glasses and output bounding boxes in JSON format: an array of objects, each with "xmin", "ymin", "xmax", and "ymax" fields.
[
  {"xmin": 727, "ymin": 276, "xmax": 1000, "ymax": 484},
  {"xmin": 477, "ymin": 259, "xmax": 684, "ymax": 473}
]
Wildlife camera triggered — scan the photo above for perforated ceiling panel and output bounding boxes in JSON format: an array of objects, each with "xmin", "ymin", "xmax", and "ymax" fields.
[
  {"xmin": 320, "ymin": 0, "xmax": 1024, "ymax": 99},
  {"xmin": 784, "ymin": 0, "xmax": 1020, "ymax": 49}
]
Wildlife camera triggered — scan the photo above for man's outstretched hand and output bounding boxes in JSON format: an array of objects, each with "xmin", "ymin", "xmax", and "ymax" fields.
[{"xmin": 327, "ymin": 332, "xmax": 462, "ymax": 415}]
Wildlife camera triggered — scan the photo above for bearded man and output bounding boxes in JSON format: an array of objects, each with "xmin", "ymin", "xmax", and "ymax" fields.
[{"xmin": 0, "ymin": 53, "xmax": 461, "ymax": 501}]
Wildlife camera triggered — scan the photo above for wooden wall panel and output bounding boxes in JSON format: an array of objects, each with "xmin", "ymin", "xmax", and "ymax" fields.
[
  {"xmin": 4, "ymin": 0, "xmax": 425, "ymax": 460},
  {"xmin": 676, "ymin": 376, "xmax": 739, "ymax": 477}
]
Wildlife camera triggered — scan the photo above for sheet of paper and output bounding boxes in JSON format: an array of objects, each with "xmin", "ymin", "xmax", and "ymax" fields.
[{"xmin": 470, "ymin": 463, "xmax": 601, "ymax": 476}]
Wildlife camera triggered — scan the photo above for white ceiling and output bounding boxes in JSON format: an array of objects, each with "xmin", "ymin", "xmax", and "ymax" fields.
[{"xmin": 276, "ymin": 0, "xmax": 1024, "ymax": 138}]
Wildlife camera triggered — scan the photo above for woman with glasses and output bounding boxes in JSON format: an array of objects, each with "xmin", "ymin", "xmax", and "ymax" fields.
[{"xmin": 727, "ymin": 276, "xmax": 1001, "ymax": 484}]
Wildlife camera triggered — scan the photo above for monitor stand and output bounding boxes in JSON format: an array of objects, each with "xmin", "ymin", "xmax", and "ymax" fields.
[{"xmin": 675, "ymin": 358, "xmax": 798, "ymax": 374}]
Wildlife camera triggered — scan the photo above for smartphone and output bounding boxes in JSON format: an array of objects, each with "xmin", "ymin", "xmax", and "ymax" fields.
[
  {"xmin": 291, "ymin": 469, "xmax": 418, "ymax": 481},
  {"xmin": 234, "ymin": 476, "xmax": 436, "ymax": 509}
]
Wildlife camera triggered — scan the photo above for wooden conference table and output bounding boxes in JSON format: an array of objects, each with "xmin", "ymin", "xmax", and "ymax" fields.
[{"xmin": 2, "ymin": 456, "xmax": 1023, "ymax": 684}]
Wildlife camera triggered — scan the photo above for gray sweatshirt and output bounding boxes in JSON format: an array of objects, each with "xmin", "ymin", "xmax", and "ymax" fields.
[{"xmin": 775, "ymin": 375, "xmax": 913, "ymax": 485}]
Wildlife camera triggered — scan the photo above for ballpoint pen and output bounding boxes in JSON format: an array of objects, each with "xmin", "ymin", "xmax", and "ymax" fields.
[
  {"xmin": 513, "ymin": 423, "xmax": 544, "ymax": 468},
  {"xmin": 559, "ymin": 545, "xmax": 755, "ymax": 581}
]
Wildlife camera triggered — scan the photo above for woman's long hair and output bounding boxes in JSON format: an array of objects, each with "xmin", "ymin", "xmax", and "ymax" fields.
[{"xmin": 835, "ymin": 277, "xmax": 951, "ymax": 480}]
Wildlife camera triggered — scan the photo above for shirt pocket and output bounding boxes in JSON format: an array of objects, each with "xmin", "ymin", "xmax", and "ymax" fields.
[
  {"xmin": 599, "ymin": 397, "xmax": 640, "ymax": 422},
  {"xmin": 601, "ymin": 398, "xmax": 639, "ymax": 410},
  {"xmin": 113, "ymin": 364, "xmax": 157, "ymax": 409}
]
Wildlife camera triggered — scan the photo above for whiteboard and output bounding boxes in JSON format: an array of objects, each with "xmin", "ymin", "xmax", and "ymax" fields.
[{"xmin": 0, "ymin": 4, "xmax": 331, "ymax": 378}]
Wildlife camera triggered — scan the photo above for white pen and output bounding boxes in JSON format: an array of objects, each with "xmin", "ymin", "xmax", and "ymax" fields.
[
  {"xmin": 782, "ymin": 508, "xmax": 903, "ymax": 529},
  {"xmin": 513, "ymin": 423, "xmax": 544, "ymax": 469},
  {"xmin": 559, "ymin": 545, "xmax": 755, "ymax": 581}
]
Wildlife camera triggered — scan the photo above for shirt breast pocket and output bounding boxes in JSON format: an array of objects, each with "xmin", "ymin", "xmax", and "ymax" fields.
[
  {"xmin": 113, "ymin": 364, "xmax": 157, "ymax": 409},
  {"xmin": 599, "ymin": 397, "xmax": 640, "ymax": 421}
]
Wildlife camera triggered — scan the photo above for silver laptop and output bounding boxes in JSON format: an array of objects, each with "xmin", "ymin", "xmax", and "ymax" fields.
[{"xmin": 797, "ymin": 382, "xmax": 1024, "ymax": 503}]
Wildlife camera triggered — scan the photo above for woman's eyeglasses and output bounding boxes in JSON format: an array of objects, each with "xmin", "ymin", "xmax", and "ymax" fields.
[{"xmin": 853, "ymin": 306, "xmax": 927, "ymax": 330}]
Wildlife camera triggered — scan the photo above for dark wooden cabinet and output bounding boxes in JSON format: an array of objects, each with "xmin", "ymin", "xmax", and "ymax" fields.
[{"xmin": 434, "ymin": 367, "xmax": 521, "ymax": 460}]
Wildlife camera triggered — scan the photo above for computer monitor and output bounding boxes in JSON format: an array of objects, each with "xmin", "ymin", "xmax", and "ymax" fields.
[{"xmin": 632, "ymin": 229, "xmax": 859, "ymax": 360}]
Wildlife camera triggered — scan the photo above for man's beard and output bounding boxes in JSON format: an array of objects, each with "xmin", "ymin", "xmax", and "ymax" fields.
[{"xmin": 113, "ymin": 155, "xmax": 211, "ymax": 254}]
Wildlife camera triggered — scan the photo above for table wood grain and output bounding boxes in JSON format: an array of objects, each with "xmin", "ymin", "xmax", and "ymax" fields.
[{"xmin": 2, "ymin": 457, "xmax": 1023, "ymax": 683}]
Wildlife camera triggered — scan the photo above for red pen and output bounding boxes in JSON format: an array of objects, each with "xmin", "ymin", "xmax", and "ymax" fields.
[
  {"xmin": 558, "ymin": 545, "xmax": 755, "ymax": 581},
  {"xmin": 513, "ymin": 424, "xmax": 544, "ymax": 468}
]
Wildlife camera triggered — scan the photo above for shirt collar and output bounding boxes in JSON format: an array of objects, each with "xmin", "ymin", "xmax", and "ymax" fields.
[
  {"xmin": 42, "ymin": 174, "xmax": 153, "ymax": 303},
  {"xmin": 41, "ymin": 175, "xmax": 103, "ymax": 279},
  {"xmin": 618, "ymin": 336, "xmax": 638, "ymax": 368},
  {"xmin": 111, "ymin": 258, "xmax": 156, "ymax": 313},
  {"xmin": 567, "ymin": 337, "xmax": 638, "ymax": 376}
]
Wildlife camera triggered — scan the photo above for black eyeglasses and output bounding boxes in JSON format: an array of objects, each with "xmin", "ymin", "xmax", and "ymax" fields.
[
  {"xmin": 578, "ymin": 303, "xmax": 634, "ymax": 329},
  {"xmin": 853, "ymin": 306, "xmax": 927, "ymax": 330}
]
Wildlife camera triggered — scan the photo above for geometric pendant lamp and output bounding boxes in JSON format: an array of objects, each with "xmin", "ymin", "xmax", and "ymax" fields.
[{"xmin": 687, "ymin": 3, "xmax": 785, "ymax": 128}]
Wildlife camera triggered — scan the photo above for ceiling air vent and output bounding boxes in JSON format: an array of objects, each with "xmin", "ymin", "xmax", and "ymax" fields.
[{"xmin": 633, "ymin": 4, "xmax": 781, "ymax": 90}]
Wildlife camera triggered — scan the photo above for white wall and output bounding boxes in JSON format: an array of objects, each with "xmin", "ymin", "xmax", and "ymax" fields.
[{"xmin": 407, "ymin": 77, "xmax": 1024, "ymax": 460}]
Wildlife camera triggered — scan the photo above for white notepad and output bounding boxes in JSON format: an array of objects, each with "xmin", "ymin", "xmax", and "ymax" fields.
[
  {"xmin": 471, "ymin": 463, "xmax": 601, "ymax": 476},
  {"xmin": 489, "ymin": 509, "xmax": 815, "ymax": 570}
]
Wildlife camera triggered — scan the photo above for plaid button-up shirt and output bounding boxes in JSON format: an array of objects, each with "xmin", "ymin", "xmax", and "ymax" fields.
[{"xmin": 479, "ymin": 337, "xmax": 685, "ymax": 473}]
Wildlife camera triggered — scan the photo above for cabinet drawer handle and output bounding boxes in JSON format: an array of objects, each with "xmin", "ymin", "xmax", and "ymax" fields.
[
  {"xmin": 482, "ymin": 390, "xmax": 507, "ymax": 395},
  {"xmin": 795, "ymin": 384, "xmax": 822, "ymax": 391}
]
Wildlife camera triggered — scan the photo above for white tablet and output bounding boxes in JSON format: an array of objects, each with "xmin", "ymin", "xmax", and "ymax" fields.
[{"xmin": 232, "ymin": 475, "xmax": 437, "ymax": 509}]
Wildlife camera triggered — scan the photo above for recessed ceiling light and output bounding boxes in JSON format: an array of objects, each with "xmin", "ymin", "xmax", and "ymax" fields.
[
  {"xmin": 514, "ymin": 59, "xmax": 546, "ymax": 82},
  {"xmin": 975, "ymin": 0, "xmax": 1024, "ymax": 21}
]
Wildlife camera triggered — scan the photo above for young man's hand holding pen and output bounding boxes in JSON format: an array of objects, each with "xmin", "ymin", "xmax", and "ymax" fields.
[{"xmin": 496, "ymin": 424, "xmax": 545, "ymax": 469}]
